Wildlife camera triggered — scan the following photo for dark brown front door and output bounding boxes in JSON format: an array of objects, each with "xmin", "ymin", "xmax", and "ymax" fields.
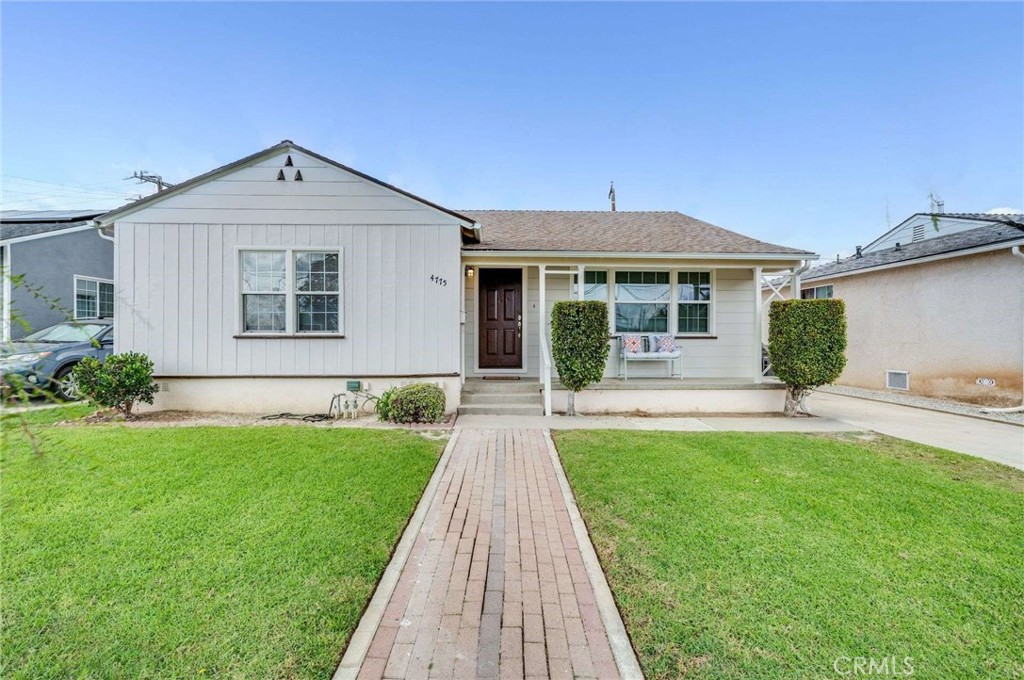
[{"xmin": 478, "ymin": 268, "xmax": 523, "ymax": 369}]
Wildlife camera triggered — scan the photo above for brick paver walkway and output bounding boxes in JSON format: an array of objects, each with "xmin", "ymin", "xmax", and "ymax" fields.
[{"xmin": 357, "ymin": 429, "xmax": 622, "ymax": 679}]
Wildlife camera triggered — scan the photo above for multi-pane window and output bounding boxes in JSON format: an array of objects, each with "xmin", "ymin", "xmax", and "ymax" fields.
[
  {"xmin": 614, "ymin": 271, "xmax": 669, "ymax": 333},
  {"xmin": 241, "ymin": 249, "xmax": 342, "ymax": 334},
  {"xmin": 677, "ymin": 271, "xmax": 712, "ymax": 334},
  {"xmin": 295, "ymin": 252, "xmax": 340, "ymax": 332},
  {"xmin": 242, "ymin": 251, "xmax": 287, "ymax": 332},
  {"xmin": 572, "ymin": 271, "xmax": 608, "ymax": 301},
  {"xmin": 75, "ymin": 277, "xmax": 114, "ymax": 319},
  {"xmin": 801, "ymin": 285, "xmax": 833, "ymax": 300}
]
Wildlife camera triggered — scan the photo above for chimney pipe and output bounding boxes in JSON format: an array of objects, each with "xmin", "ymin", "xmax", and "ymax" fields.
[
  {"xmin": 608, "ymin": 181, "xmax": 616, "ymax": 212},
  {"xmin": 855, "ymin": 246, "xmax": 862, "ymax": 258}
]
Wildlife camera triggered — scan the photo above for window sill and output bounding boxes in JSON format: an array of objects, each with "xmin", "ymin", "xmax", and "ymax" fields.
[
  {"xmin": 609, "ymin": 334, "xmax": 716, "ymax": 340},
  {"xmin": 233, "ymin": 333, "xmax": 346, "ymax": 339}
]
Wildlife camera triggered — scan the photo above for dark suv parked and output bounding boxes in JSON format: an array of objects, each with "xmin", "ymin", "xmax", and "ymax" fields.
[{"xmin": 1, "ymin": 320, "xmax": 114, "ymax": 400}]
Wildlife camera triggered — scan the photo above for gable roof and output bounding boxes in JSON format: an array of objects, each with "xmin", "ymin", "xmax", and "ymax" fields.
[
  {"xmin": 459, "ymin": 210, "xmax": 814, "ymax": 257},
  {"xmin": 1, "ymin": 210, "xmax": 107, "ymax": 242},
  {"xmin": 863, "ymin": 212, "xmax": 1024, "ymax": 252},
  {"xmin": 804, "ymin": 221, "xmax": 1024, "ymax": 282},
  {"xmin": 94, "ymin": 141, "xmax": 479, "ymax": 238}
]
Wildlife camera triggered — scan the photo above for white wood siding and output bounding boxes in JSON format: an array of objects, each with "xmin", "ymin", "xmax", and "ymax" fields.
[
  {"xmin": 115, "ymin": 150, "xmax": 464, "ymax": 377},
  {"xmin": 464, "ymin": 266, "xmax": 757, "ymax": 380}
]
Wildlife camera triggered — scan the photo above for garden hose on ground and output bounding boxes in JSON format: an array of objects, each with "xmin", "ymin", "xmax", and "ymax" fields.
[{"xmin": 260, "ymin": 391, "xmax": 379, "ymax": 422}]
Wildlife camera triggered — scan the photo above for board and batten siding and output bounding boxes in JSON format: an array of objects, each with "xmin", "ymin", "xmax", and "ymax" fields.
[
  {"xmin": 464, "ymin": 266, "xmax": 757, "ymax": 380},
  {"xmin": 113, "ymin": 149, "xmax": 464, "ymax": 377}
]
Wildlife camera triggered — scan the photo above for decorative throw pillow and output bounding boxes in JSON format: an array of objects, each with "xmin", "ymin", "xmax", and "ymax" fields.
[
  {"xmin": 654, "ymin": 334, "xmax": 676, "ymax": 353},
  {"xmin": 622, "ymin": 334, "xmax": 642, "ymax": 353}
]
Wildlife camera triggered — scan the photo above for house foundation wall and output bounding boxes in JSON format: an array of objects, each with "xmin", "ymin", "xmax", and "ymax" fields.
[
  {"xmin": 551, "ymin": 387, "xmax": 785, "ymax": 415},
  {"xmin": 141, "ymin": 376, "xmax": 462, "ymax": 415}
]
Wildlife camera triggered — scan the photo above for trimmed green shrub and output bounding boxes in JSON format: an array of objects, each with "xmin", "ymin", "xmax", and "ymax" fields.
[
  {"xmin": 768, "ymin": 299, "xmax": 847, "ymax": 416},
  {"xmin": 388, "ymin": 383, "xmax": 447, "ymax": 424},
  {"xmin": 375, "ymin": 386, "xmax": 398, "ymax": 422},
  {"xmin": 551, "ymin": 300, "xmax": 610, "ymax": 416},
  {"xmin": 73, "ymin": 352, "xmax": 159, "ymax": 419}
]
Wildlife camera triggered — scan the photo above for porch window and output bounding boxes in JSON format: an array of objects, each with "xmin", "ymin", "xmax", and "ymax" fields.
[
  {"xmin": 801, "ymin": 285, "xmax": 833, "ymax": 299},
  {"xmin": 240, "ymin": 249, "xmax": 343, "ymax": 334},
  {"xmin": 614, "ymin": 271, "xmax": 669, "ymax": 333},
  {"xmin": 74, "ymin": 277, "xmax": 114, "ymax": 319},
  {"xmin": 677, "ymin": 271, "xmax": 711, "ymax": 334},
  {"xmin": 572, "ymin": 270, "xmax": 608, "ymax": 301}
]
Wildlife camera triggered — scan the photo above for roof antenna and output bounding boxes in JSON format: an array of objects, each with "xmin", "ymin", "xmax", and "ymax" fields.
[
  {"xmin": 929, "ymin": 191, "xmax": 944, "ymax": 214},
  {"xmin": 608, "ymin": 181, "xmax": 616, "ymax": 212}
]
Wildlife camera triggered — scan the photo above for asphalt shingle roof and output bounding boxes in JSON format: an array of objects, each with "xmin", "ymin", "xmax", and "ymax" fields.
[
  {"xmin": 460, "ymin": 210, "xmax": 813, "ymax": 255},
  {"xmin": 1, "ymin": 210, "xmax": 106, "ymax": 241},
  {"xmin": 804, "ymin": 221, "xmax": 1024, "ymax": 281}
]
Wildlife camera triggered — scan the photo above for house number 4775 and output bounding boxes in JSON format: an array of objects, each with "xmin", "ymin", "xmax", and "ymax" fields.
[{"xmin": 430, "ymin": 275, "xmax": 448, "ymax": 287}]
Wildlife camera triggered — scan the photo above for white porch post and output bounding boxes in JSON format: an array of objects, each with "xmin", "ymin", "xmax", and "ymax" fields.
[
  {"xmin": 539, "ymin": 265, "xmax": 551, "ymax": 416},
  {"xmin": 576, "ymin": 264, "xmax": 585, "ymax": 301},
  {"xmin": 539, "ymin": 264, "xmax": 547, "ymax": 352},
  {"xmin": 753, "ymin": 266, "xmax": 763, "ymax": 383}
]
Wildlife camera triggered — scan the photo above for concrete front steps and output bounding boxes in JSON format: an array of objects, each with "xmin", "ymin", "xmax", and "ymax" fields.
[{"xmin": 458, "ymin": 379, "xmax": 544, "ymax": 416}]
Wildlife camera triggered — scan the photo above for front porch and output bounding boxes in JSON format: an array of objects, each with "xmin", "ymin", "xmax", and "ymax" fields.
[
  {"xmin": 461, "ymin": 257, "xmax": 806, "ymax": 415},
  {"xmin": 459, "ymin": 376, "xmax": 786, "ymax": 416}
]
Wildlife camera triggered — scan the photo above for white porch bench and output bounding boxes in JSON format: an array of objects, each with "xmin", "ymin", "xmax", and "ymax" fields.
[{"xmin": 618, "ymin": 334, "xmax": 682, "ymax": 380}]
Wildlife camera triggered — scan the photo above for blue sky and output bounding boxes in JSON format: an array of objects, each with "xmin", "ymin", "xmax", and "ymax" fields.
[{"xmin": 3, "ymin": 2, "xmax": 1022, "ymax": 258}]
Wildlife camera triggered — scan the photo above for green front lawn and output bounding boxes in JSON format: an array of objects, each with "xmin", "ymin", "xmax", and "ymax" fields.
[
  {"xmin": 555, "ymin": 430, "xmax": 1024, "ymax": 679},
  {"xmin": 2, "ymin": 407, "xmax": 443, "ymax": 679}
]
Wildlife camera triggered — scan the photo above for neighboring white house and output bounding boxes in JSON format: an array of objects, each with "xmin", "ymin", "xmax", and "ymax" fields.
[
  {"xmin": 764, "ymin": 212, "xmax": 1024, "ymax": 407},
  {"xmin": 94, "ymin": 141, "xmax": 816, "ymax": 415}
]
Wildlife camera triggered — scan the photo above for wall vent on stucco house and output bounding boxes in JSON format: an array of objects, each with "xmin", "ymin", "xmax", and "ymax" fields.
[{"xmin": 886, "ymin": 370, "xmax": 910, "ymax": 390}]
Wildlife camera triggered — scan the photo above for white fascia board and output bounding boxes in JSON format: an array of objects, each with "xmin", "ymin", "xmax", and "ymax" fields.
[
  {"xmin": 461, "ymin": 250, "xmax": 817, "ymax": 262},
  {"xmin": 0, "ymin": 224, "xmax": 96, "ymax": 246},
  {"xmin": 803, "ymin": 239, "xmax": 1024, "ymax": 283}
]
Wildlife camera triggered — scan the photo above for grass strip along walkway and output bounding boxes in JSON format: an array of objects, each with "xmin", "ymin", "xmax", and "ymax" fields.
[
  {"xmin": 2, "ymin": 407, "xmax": 443, "ymax": 679},
  {"xmin": 555, "ymin": 430, "xmax": 1024, "ymax": 680}
]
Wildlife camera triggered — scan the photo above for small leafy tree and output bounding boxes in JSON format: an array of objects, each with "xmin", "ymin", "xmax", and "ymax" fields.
[
  {"xmin": 768, "ymin": 299, "xmax": 847, "ymax": 416},
  {"xmin": 73, "ymin": 352, "xmax": 159, "ymax": 419},
  {"xmin": 550, "ymin": 300, "xmax": 610, "ymax": 416}
]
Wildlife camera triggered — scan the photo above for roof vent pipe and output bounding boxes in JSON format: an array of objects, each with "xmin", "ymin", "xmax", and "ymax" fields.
[
  {"xmin": 895, "ymin": 242, "xmax": 901, "ymax": 251},
  {"xmin": 855, "ymin": 246, "xmax": 862, "ymax": 258}
]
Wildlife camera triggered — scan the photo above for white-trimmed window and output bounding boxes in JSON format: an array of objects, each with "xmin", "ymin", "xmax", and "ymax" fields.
[
  {"xmin": 614, "ymin": 271, "xmax": 670, "ymax": 333},
  {"xmin": 801, "ymin": 285, "xmax": 833, "ymax": 300},
  {"xmin": 240, "ymin": 249, "xmax": 343, "ymax": 334},
  {"xmin": 74, "ymin": 276, "xmax": 114, "ymax": 319},
  {"xmin": 677, "ymin": 271, "xmax": 712, "ymax": 334},
  {"xmin": 572, "ymin": 270, "xmax": 608, "ymax": 301}
]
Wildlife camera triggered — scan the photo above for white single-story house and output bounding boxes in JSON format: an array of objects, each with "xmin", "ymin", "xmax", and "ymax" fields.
[
  {"xmin": 93, "ymin": 141, "xmax": 817, "ymax": 415},
  {"xmin": 764, "ymin": 212, "xmax": 1024, "ymax": 407}
]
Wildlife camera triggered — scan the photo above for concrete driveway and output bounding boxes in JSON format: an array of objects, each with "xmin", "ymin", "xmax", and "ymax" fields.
[{"xmin": 805, "ymin": 392, "xmax": 1024, "ymax": 470}]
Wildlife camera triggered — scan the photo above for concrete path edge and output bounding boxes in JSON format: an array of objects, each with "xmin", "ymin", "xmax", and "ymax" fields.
[
  {"xmin": 332, "ymin": 430, "xmax": 463, "ymax": 680},
  {"xmin": 542, "ymin": 429, "xmax": 645, "ymax": 680}
]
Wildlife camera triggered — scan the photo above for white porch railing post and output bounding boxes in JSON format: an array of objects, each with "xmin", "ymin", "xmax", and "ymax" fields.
[
  {"xmin": 576, "ymin": 264, "xmax": 585, "ymax": 301},
  {"xmin": 539, "ymin": 265, "xmax": 552, "ymax": 416},
  {"xmin": 753, "ymin": 266, "xmax": 763, "ymax": 383}
]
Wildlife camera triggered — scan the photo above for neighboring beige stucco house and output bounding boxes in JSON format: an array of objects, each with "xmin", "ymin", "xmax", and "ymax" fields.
[
  {"xmin": 93, "ymin": 141, "xmax": 818, "ymax": 416},
  {"xmin": 765, "ymin": 213, "xmax": 1024, "ymax": 407}
]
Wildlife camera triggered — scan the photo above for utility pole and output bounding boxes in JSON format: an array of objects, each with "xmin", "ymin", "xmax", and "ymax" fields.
[{"xmin": 126, "ymin": 171, "xmax": 175, "ymax": 193}]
